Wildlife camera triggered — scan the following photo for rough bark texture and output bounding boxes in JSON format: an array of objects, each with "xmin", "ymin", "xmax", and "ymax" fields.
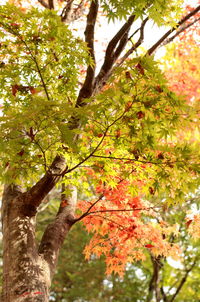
[
  {"xmin": 38, "ymin": 185, "xmax": 77, "ymax": 276},
  {"xmin": 1, "ymin": 156, "xmax": 77, "ymax": 302},
  {"xmin": 1, "ymin": 185, "xmax": 51, "ymax": 301}
]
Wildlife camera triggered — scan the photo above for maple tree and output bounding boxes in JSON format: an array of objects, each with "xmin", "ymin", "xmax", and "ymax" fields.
[{"xmin": 0, "ymin": 0, "xmax": 200, "ymax": 301}]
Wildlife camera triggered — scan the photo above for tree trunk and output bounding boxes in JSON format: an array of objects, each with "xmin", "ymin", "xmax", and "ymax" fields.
[
  {"xmin": 1, "ymin": 184, "xmax": 51, "ymax": 301},
  {"xmin": 1, "ymin": 179, "xmax": 77, "ymax": 302},
  {"xmin": 1, "ymin": 155, "xmax": 77, "ymax": 301}
]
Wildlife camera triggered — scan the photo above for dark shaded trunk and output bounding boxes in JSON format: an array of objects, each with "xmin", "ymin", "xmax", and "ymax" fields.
[{"xmin": 146, "ymin": 256, "xmax": 162, "ymax": 302}]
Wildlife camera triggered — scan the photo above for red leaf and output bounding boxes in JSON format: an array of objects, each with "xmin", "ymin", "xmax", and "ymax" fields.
[
  {"xmin": 186, "ymin": 219, "xmax": 193, "ymax": 228},
  {"xmin": 149, "ymin": 187, "xmax": 155, "ymax": 195},
  {"xmin": 155, "ymin": 85, "xmax": 163, "ymax": 93},
  {"xmin": 125, "ymin": 71, "xmax": 132, "ymax": 79},
  {"xmin": 145, "ymin": 244, "xmax": 154, "ymax": 249},
  {"xmin": 17, "ymin": 149, "xmax": 24, "ymax": 156},
  {"xmin": 5, "ymin": 162, "xmax": 10, "ymax": 168},
  {"xmin": 10, "ymin": 23, "xmax": 19, "ymax": 28},
  {"xmin": 29, "ymin": 87, "xmax": 37, "ymax": 94},
  {"xmin": 28, "ymin": 127, "xmax": 35, "ymax": 140},
  {"xmin": 125, "ymin": 101, "xmax": 132, "ymax": 112},
  {"xmin": 136, "ymin": 63, "xmax": 145, "ymax": 75},
  {"xmin": 137, "ymin": 111, "xmax": 145, "ymax": 119},
  {"xmin": 115, "ymin": 129, "xmax": 121, "ymax": 138},
  {"xmin": 157, "ymin": 152, "xmax": 164, "ymax": 159},
  {"xmin": 12, "ymin": 84, "xmax": 19, "ymax": 96}
]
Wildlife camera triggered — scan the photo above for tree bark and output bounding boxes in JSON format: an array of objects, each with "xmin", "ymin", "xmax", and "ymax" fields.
[
  {"xmin": 1, "ymin": 184, "xmax": 51, "ymax": 301},
  {"xmin": 1, "ymin": 183, "xmax": 77, "ymax": 301},
  {"xmin": 146, "ymin": 256, "xmax": 162, "ymax": 302},
  {"xmin": 1, "ymin": 156, "xmax": 76, "ymax": 301}
]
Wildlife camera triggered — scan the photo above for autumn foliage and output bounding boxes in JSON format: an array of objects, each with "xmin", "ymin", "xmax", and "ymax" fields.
[
  {"xmin": 164, "ymin": 4, "xmax": 199, "ymax": 98},
  {"xmin": 78, "ymin": 179, "xmax": 180, "ymax": 276},
  {"xmin": 75, "ymin": 4, "xmax": 200, "ymax": 275},
  {"xmin": 0, "ymin": 1, "xmax": 200, "ymax": 300}
]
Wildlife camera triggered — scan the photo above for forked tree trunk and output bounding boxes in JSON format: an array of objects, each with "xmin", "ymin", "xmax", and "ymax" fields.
[{"xmin": 1, "ymin": 161, "xmax": 77, "ymax": 302}]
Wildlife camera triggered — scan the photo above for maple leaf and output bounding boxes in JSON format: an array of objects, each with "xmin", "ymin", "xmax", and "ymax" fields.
[
  {"xmin": 186, "ymin": 219, "xmax": 193, "ymax": 228},
  {"xmin": 11, "ymin": 84, "xmax": 19, "ymax": 96},
  {"xmin": 145, "ymin": 244, "xmax": 155, "ymax": 249},
  {"xmin": 17, "ymin": 149, "xmax": 25, "ymax": 156}
]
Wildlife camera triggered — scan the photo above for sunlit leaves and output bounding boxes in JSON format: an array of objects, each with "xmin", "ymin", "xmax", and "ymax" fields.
[
  {"xmin": 101, "ymin": 0, "xmax": 183, "ymax": 25},
  {"xmin": 187, "ymin": 214, "xmax": 200, "ymax": 239},
  {"xmin": 0, "ymin": 4, "xmax": 89, "ymax": 180},
  {"xmin": 76, "ymin": 56, "xmax": 200, "ymax": 202},
  {"xmin": 0, "ymin": 1, "xmax": 200, "ymax": 278}
]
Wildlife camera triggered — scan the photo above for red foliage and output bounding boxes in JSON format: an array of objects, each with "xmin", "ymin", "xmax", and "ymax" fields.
[
  {"xmin": 165, "ymin": 5, "xmax": 200, "ymax": 103},
  {"xmin": 78, "ymin": 179, "xmax": 180, "ymax": 275}
]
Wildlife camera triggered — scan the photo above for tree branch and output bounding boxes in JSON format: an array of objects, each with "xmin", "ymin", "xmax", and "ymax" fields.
[
  {"xmin": 73, "ymin": 0, "xmax": 85, "ymax": 21},
  {"xmin": 146, "ymin": 256, "xmax": 163, "ymax": 302},
  {"xmin": 66, "ymin": 126, "xmax": 108, "ymax": 174},
  {"xmin": 48, "ymin": 0, "xmax": 54, "ymax": 9},
  {"xmin": 25, "ymin": 57, "xmax": 50, "ymax": 102},
  {"xmin": 168, "ymin": 259, "xmax": 197, "ymax": 302},
  {"xmin": 91, "ymin": 154, "xmax": 163, "ymax": 166},
  {"xmin": 160, "ymin": 287, "xmax": 168, "ymax": 302},
  {"xmin": 38, "ymin": 0, "xmax": 49, "ymax": 8},
  {"xmin": 0, "ymin": 23, "xmax": 51, "ymax": 102},
  {"xmin": 61, "ymin": 0, "xmax": 85, "ymax": 23},
  {"xmin": 162, "ymin": 17, "xmax": 200, "ymax": 46},
  {"xmin": 94, "ymin": 14, "xmax": 135, "ymax": 92},
  {"xmin": 24, "ymin": 155, "xmax": 66, "ymax": 211},
  {"xmin": 75, "ymin": 0, "xmax": 99, "ymax": 107},
  {"xmin": 115, "ymin": 17, "xmax": 149, "ymax": 68},
  {"xmin": 38, "ymin": 184, "xmax": 77, "ymax": 276},
  {"xmin": 74, "ymin": 194, "xmax": 104, "ymax": 223},
  {"xmin": 66, "ymin": 102, "xmax": 139, "ymax": 175},
  {"xmin": 74, "ymin": 172, "xmax": 128, "ymax": 223},
  {"xmin": 76, "ymin": 206, "xmax": 159, "ymax": 222},
  {"xmin": 61, "ymin": 0, "xmax": 74, "ymax": 22},
  {"xmin": 147, "ymin": 5, "xmax": 200, "ymax": 55}
]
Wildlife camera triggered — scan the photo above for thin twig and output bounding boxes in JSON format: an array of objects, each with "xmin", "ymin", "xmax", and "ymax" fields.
[
  {"xmin": 33, "ymin": 139, "xmax": 47, "ymax": 171},
  {"xmin": 168, "ymin": 259, "xmax": 198, "ymax": 302},
  {"xmin": 162, "ymin": 17, "xmax": 200, "ymax": 46},
  {"xmin": 61, "ymin": 0, "xmax": 74, "ymax": 22},
  {"xmin": 147, "ymin": 5, "xmax": 200, "ymax": 55},
  {"xmin": 91, "ymin": 155, "xmax": 162, "ymax": 166},
  {"xmin": 74, "ymin": 194, "xmax": 104, "ymax": 222},
  {"xmin": 82, "ymin": 206, "xmax": 160, "ymax": 217},
  {"xmin": 94, "ymin": 14, "xmax": 135, "ymax": 92},
  {"xmin": 115, "ymin": 17, "xmax": 149, "ymax": 68},
  {"xmin": 66, "ymin": 125, "xmax": 108, "ymax": 174},
  {"xmin": 0, "ymin": 23, "xmax": 51, "ymax": 101}
]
